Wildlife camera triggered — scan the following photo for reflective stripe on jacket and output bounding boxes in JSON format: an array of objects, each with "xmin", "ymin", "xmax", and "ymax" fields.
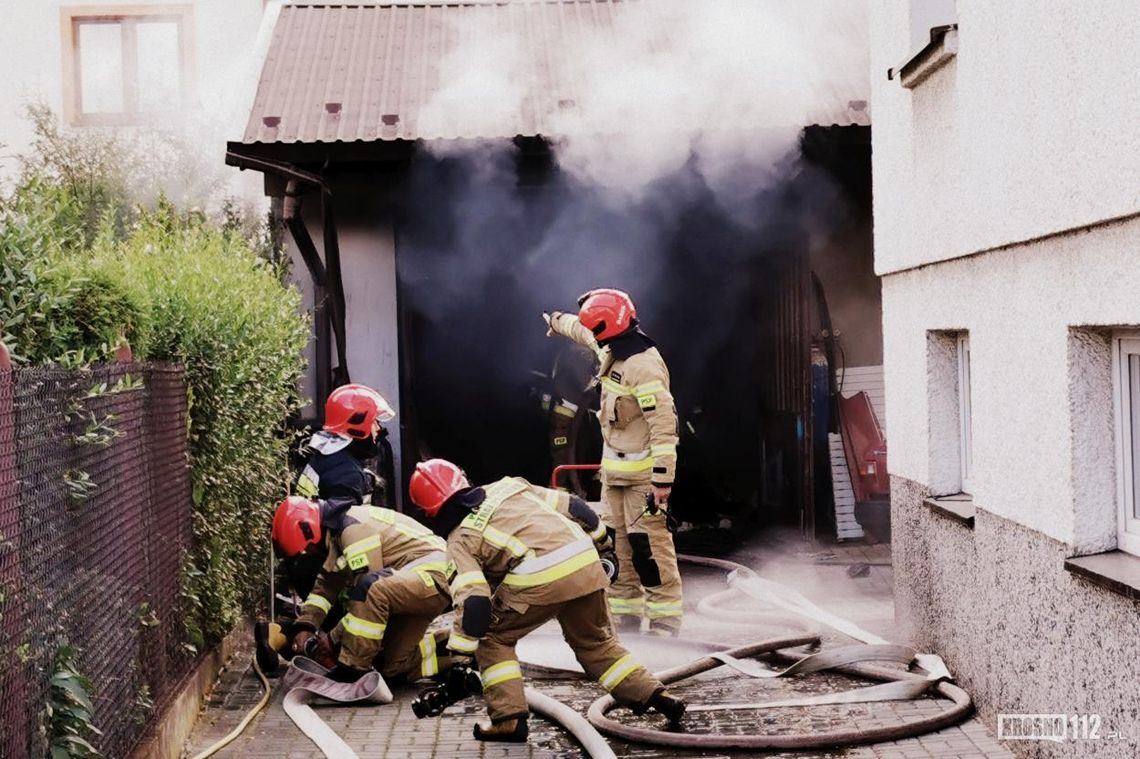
[{"xmin": 446, "ymin": 477, "xmax": 608, "ymax": 650}]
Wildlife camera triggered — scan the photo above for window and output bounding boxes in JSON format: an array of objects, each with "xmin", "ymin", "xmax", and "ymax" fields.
[
  {"xmin": 957, "ymin": 334, "xmax": 973, "ymax": 493},
  {"xmin": 1113, "ymin": 335, "xmax": 1140, "ymax": 555},
  {"xmin": 61, "ymin": 5, "xmax": 194, "ymax": 126}
]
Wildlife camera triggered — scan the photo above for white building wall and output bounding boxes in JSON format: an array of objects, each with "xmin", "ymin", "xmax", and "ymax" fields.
[
  {"xmin": 291, "ymin": 183, "xmax": 402, "ymax": 504},
  {"xmin": 0, "ymin": 0, "xmax": 270, "ymax": 192},
  {"xmin": 870, "ymin": 0, "xmax": 1140, "ymax": 275},
  {"xmin": 882, "ymin": 215, "xmax": 1140, "ymax": 551}
]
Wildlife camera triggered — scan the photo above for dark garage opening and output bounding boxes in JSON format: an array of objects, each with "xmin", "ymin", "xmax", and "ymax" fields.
[{"xmin": 394, "ymin": 126, "xmax": 874, "ymax": 542}]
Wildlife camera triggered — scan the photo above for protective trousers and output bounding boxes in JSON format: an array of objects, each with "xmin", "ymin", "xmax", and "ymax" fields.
[
  {"xmin": 602, "ymin": 482, "xmax": 683, "ymax": 634},
  {"xmin": 474, "ymin": 589, "xmax": 662, "ymax": 723},
  {"xmin": 338, "ymin": 568, "xmax": 453, "ymax": 682}
]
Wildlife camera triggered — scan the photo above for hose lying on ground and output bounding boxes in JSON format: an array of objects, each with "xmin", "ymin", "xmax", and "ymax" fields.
[
  {"xmin": 578, "ymin": 553, "xmax": 971, "ymax": 751},
  {"xmin": 188, "ymin": 657, "xmax": 272, "ymax": 759}
]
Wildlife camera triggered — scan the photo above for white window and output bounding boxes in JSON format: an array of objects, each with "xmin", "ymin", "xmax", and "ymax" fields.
[
  {"xmin": 957, "ymin": 334, "xmax": 973, "ymax": 494},
  {"xmin": 1113, "ymin": 335, "xmax": 1140, "ymax": 555},
  {"xmin": 62, "ymin": 6, "xmax": 193, "ymax": 126}
]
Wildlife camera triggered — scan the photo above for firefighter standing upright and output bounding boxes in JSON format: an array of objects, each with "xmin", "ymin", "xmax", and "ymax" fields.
[
  {"xmin": 545, "ymin": 289, "xmax": 683, "ymax": 636},
  {"xmin": 407, "ymin": 458, "xmax": 685, "ymax": 743}
]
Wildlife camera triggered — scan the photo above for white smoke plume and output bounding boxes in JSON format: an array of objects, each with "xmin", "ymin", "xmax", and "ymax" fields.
[{"xmin": 418, "ymin": 0, "xmax": 869, "ymax": 203}]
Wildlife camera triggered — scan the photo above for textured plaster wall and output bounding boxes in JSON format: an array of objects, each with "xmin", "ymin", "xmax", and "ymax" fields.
[
  {"xmin": 893, "ymin": 477, "xmax": 1140, "ymax": 758},
  {"xmin": 870, "ymin": 0, "xmax": 1140, "ymax": 275},
  {"xmin": 882, "ymin": 215, "xmax": 1140, "ymax": 549},
  {"xmin": 290, "ymin": 176, "xmax": 402, "ymax": 502}
]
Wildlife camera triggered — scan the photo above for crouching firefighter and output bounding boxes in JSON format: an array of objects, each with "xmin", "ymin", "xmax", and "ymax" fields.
[
  {"xmin": 408, "ymin": 459, "xmax": 685, "ymax": 743},
  {"xmin": 545, "ymin": 288, "xmax": 684, "ymax": 635},
  {"xmin": 268, "ymin": 495, "xmax": 458, "ymax": 685},
  {"xmin": 258, "ymin": 385, "xmax": 398, "ymax": 672}
]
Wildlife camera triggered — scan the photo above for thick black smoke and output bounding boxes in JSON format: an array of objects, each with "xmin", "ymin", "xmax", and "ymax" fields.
[{"xmin": 396, "ymin": 136, "xmax": 859, "ymax": 516}]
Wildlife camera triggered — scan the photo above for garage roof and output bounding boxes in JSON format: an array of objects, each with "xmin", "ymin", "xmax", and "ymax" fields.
[{"xmin": 240, "ymin": 1, "xmax": 869, "ymax": 146}]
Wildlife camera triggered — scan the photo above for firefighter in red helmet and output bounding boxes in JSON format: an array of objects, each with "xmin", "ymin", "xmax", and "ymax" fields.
[
  {"xmin": 408, "ymin": 458, "xmax": 684, "ymax": 743},
  {"xmin": 544, "ymin": 289, "xmax": 684, "ymax": 636},
  {"xmin": 268, "ymin": 495, "xmax": 456, "ymax": 685},
  {"xmin": 296, "ymin": 384, "xmax": 396, "ymax": 505}
]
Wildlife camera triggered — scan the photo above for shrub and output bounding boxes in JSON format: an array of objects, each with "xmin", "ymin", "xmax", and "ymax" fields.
[
  {"xmin": 0, "ymin": 180, "xmax": 143, "ymax": 366},
  {"xmin": 91, "ymin": 203, "xmax": 309, "ymax": 640}
]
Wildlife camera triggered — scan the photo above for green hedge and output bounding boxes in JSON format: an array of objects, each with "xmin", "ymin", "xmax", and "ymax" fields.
[{"xmin": 0, "ymin": 110, "xmax": 309, "ymax": 645}]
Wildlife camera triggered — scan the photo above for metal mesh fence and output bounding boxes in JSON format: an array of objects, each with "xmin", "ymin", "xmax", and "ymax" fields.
[{"xmin": 0, "ymin": 363, "xmax": 198, "ymax": 759}]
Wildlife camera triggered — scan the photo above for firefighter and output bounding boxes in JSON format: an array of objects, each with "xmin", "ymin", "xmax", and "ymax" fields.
[
  {"xmin": 270, "ymin": 495, "xmax": 456, "ymax": 684},
  {"xmin": 408, "ymin": 458, "xmax": 686, "ymax": 743},
  {"xmin": 296, "ymin": 383, "xmax": 396, "ymax": 505},
  {"xmin": 544, "ymin": 289, "xmax": 684, "ymax": 636},
  {"xmin": 257, "ymin": 384, "xmax": 398, "ymax": 672}
]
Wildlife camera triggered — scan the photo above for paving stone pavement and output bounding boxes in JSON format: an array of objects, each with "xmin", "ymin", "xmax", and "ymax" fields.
[{"xmin": 183, "ymin": 532, "xmax": 1015, "ymax": 759}]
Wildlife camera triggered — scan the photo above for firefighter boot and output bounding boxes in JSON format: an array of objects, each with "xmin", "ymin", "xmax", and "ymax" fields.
[
  {"xmin": 647, "ymin": 689, "xmax": 686, "ymax": 725},
  {"xmin": 255, "ymin": 621, "xmax": 288, "ymax": 675},
  {"xmin": 473, "ymin": 717, "xmax": 529, "ymax": 743}
]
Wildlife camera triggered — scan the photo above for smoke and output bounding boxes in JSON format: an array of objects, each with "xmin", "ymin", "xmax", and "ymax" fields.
[
  {"xmin": 399, "ymin": 0, "xmax": 870, "ymax": 499},
  {"xmin": 419, "ymin": 0, "xmax": 867, "ymax": 200}
]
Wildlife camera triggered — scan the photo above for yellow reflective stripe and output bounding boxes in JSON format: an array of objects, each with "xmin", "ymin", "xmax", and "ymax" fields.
[
  {"xmin": 553, "ymin": 404, "xmax": 575, "ymax": 418},
  {"xmin": 599, "ymin": 377, "xmax": 628, "ymax": 394},
  {"xmin": 367, "ymin": 507, "xmax": 447, "ymax": 549},
  {"xmin": 608, "ymin": 597, "xmax": 644, "ymax": 614},
  {"xmin": 303, "ymin": 594, "xmax": 333, "ymax": 614},
  {"xmin": 589, "ymin": 521, "xmax": 607, "ymax": 542},
  {"xmin": 483, "ymin": 526, "xmax": 528, "ymax": 557},
  {"xmin": 646, "ymin": 601, "xmax": 683, "ymax": 618},
  {"xmin": 502, "ymin": 548, "xmax": 599, "ymax": 588},
  {"xmin": 451, "ymin": 571, "xmax": 489, "ymax": 594},
  {"xmin": 599, "ymin": 654, "xmax": 641, "ymax": 691},
  {"xmin": 634, "ymin": 381, "xmax": 665, "ymax": 395},
  {"xmin": 448, "ymin": 631, "xmax": 479, "ymax": 653},
  {"xmin": 413, "ymin": 561, "xmax": 449, "ymax": 587},
  {"xmin": 419, "ymin": 634, "xmax": 439, "ymax": 678},
  {"xmin": 650, "ymin": 444, "xmax": 676, "ymax": 457},
  {"xmin": 296, "ymin": 472, "xmax": 318, "ymax": 498},
  {"xmin": 602, "ymin": 457, "xmax": 655, "ymax": 473},
  {"xmin": 482, "ymin": 660, "xmax": 523, "ymax": 687},
  {"xmin": 545, "ymin": 489, "xmax": 561, "ymax": 509},
  {"xmin": 341, "ymin": 613, "xmax": 386, "ymax": 640},
  {"xmin": 343, "ymin": 535, "xmax": 382, "ymax": 570}
]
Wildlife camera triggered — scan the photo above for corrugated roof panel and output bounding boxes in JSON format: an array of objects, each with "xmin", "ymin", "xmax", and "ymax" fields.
[{"xmin": 241, "ymin": 1, "xmax": 868, "ymax": 145}]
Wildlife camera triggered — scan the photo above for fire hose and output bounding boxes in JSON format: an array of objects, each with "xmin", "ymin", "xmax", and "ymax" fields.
[{"xmin": 209, "ymin": 473, "xmax": 969, "ymax": 757}]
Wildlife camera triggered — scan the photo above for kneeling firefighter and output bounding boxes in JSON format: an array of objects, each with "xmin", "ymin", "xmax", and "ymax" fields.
[
  {"xmin": 270, "ymin": 495, "xmax": 457, "ymax": 684},
  {"xmin": 545, "ymin": 288, "xmax": 684, "ymax": 635},
  {"xmin": 408, "ymin": 458, "xmax": 685, "ymax": 743}
]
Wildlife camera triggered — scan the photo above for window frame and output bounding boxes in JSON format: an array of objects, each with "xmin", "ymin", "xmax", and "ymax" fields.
[
  {"xmin": 60, "ymin": 4, "xmax": 195, "ymax": 127},
  {"xmin": 956, "ymin": 333, "xmax": 973, "ymax": 495},
  {"xmin": 1112, "ymin": 334, "xmax": 1140, "ymax": 556}
]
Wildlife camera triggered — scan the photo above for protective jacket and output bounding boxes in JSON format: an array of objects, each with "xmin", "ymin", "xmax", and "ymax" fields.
[
  {"xmin": 295, "ymin": 431, "xmax": 374, "ymax": 503},
  {"xmin": 548, "ymin": 314, "xmax": 678, "ymax": 486},
  {"xmin": 297, "ymin": 503, "xmax": 449, "ymax": 631},
  {"xmin": 444, "ymin": 477, "xmax": 609, "ymax": 654}
]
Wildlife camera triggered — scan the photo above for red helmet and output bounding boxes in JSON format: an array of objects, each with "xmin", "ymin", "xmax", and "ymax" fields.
[
  {"xmin": 578, "ymin": 289, "xmax": 636, "ymax": 342},
  {"xmin": 324, "ymin": 384, "xmax": 395, "ymax": 440},
  {"xmin": 272, "ymin": 496, "xmax": 322, "ymax": 557},
  {"xmin": 409, "ymin": 459, "xmax": 470, "ymax": 517}
]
